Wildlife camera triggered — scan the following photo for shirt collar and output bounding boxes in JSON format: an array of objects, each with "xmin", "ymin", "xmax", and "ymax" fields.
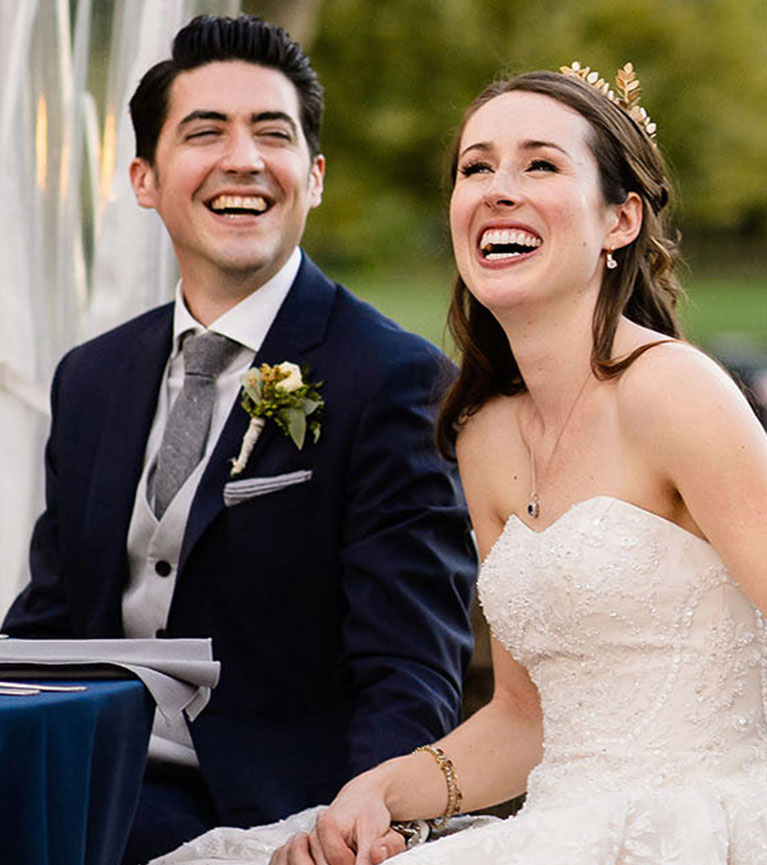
[{"xmin": 171, "ymin": 247, "xmax": 302, "ymax": 356}]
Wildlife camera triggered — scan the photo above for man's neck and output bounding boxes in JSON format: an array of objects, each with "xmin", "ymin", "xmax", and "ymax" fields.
[
  {"xmin": 182, "ymin": 286, "xmax": 255, "ymax": 328},
  {"xmin": 179, "ymin": 254, "xmax": 296, "ymax": 327}
]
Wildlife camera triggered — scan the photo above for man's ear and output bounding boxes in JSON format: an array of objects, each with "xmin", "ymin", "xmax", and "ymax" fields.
[
  {"xmin": 307, "ymin": 154, "xmax": 325, "ymax": 210},
  {"xmin": 605, "ymin": 191, "xmax": 643, "ymax": 253},
  {"xmin": 129, "ymin": 157, "xmax": 159, "ymax": 209}
]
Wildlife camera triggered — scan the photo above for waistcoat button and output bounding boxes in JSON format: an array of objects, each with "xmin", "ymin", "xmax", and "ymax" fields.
[{"xmin": 155, "ymin": 560, "xmax": 172, "ymax": 577}]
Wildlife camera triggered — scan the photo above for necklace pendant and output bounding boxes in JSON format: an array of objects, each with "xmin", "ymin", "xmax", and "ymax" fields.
[{"xmin": 527, "ymin": 498, "xmax": 540, "ymax": 519}]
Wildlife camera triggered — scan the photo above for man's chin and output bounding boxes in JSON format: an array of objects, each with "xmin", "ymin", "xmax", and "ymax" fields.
[{"xmin": 215, "ymin": 255, "xmax": 282, "ymax": 285}]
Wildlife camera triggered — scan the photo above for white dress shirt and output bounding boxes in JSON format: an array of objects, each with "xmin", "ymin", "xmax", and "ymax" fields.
[{"xmin": 122, "ymin": 248, "xmax": 301, "ymax": 765}]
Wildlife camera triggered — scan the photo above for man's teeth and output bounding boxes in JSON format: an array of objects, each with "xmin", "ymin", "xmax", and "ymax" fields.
[
  {"xmin": 480, "ymin": 228, "xmax": 542, "ymax": 260},
  {"xmin": 209, "ymin": 194, "xmax": 268, "ymax": 214}
]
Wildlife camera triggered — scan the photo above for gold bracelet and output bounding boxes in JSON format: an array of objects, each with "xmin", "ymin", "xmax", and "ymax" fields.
[{"xmin": 413, "ymin": 744, "xmax": 463, "ymax": 829}]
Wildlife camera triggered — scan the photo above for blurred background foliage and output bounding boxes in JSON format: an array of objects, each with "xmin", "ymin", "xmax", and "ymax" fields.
[{"xmin": 236, "ymin": 0, "xmax": 767, "ymax": 351}]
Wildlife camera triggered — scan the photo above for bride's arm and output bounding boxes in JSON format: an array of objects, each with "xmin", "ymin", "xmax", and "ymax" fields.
[
  {"xmin": 380, "ymin": 638, "xmax": 543, "ymax": 818},
  {"xmin": 271, "ymin": 639, "xmax": 542, "ymax": 865}
]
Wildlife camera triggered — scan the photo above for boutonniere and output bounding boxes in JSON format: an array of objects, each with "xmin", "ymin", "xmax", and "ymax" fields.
[{"xmin": 230, "ymin": 361, "xmax": 324, "ymax": 477}]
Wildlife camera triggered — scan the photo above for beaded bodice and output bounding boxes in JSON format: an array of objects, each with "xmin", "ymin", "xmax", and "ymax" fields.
[{"xmin": 478, "ymin": 496, "xmax": 767, "ymax": 804}]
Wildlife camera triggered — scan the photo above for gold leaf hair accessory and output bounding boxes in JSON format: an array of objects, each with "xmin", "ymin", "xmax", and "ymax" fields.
[{"xmin": 560, "ymin": 61, "xmax": 657, "ymax": 140}]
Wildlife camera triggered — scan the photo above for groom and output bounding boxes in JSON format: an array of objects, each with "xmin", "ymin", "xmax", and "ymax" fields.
[{"xmin": 3, "ymin": 13, "xmax": 475, "ymax": 865}]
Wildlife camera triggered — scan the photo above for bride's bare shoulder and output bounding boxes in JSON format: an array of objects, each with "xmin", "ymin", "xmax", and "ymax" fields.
[
  {"xmin": 614, "ymin": 331, "xmax": 752, "ymax": 442},
  {"xmin": 617, "ymin": 336, "xmax": 735, "ymax": 397},
  {"xmin": 455, "ymin": 393, "xmax": 524, "ymax": 459}
]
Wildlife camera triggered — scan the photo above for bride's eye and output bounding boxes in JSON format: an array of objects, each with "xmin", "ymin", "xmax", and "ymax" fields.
[
  {"xmin": 458, "ymin": 161, "xmax": 492, "ymax": 177},
  {"xmin": 527, "ymin": 159, "xmax": 557, "ymax": 173}
]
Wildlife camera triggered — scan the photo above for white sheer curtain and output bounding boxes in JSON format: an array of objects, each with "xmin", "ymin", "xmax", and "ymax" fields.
[{"xmin": 0, "ymin": 0, "xmax": 239, "ymax": 617}]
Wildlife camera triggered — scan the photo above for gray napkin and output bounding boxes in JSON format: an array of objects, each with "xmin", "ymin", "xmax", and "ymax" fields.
[{"xmin": 0, "ymin": 638, "xmax": 220, "ymax": 721}]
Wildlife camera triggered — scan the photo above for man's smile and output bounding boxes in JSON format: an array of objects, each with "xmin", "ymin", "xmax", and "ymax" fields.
[{"xmin": 206, "ymin": 193, "xmax": 271, "ymax": 218}]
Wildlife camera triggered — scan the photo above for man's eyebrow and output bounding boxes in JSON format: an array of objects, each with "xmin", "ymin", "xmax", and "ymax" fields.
[
  {"xmin": 179, "ymin": 110, "xmax": 228, "ymax": 126},
  {"xmin": 251, "ymin": 111, "xmax": 298, "ymax": 136}
]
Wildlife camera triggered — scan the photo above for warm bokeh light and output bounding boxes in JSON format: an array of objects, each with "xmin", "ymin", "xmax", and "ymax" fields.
[
  {"xmin": 59, "ymin": 133, "xmax": 70, "ymax": 206},
  {"xmin": 35, "ymin": 94, "xmax": 47, "ymax": 191},
  {"xmin": 99, "ymin": 108, "xmax": 117, "ymax": 218}
]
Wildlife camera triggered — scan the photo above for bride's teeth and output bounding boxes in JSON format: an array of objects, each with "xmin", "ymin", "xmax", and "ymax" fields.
[
  {"xmin": 479, "ymin": 228, "xmax": 542, "ymax": 255},
  {"xmin": 209, "ymin": 194, "xmax": 268, "ymax": 213}
]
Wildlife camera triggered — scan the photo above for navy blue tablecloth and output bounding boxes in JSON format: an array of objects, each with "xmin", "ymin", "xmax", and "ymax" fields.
[{"xmin": 0, "ymin": 678, "xmax": 153, "ymax": 865}]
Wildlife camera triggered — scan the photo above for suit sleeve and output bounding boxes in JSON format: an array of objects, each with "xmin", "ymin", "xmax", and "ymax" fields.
[
  {"xmin": 340, "ymin": 345, "xmax": 476, "ymax": 775},
  {"xmin": 3, "ymin": 358, "xmax": 75, "ymax": 637}
]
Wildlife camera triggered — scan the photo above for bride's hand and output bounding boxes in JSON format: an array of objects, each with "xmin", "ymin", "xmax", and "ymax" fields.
[
  {"xmin": 269, "ymin": 773, "xmax": 407, "ymax": 865},
  {"xmin": 314, "ymin": 809, "xmax": 406, "ymax": 865},
  {"xmin": 268, "ymin": 822, "xmax": 405, "ymax": 865}
]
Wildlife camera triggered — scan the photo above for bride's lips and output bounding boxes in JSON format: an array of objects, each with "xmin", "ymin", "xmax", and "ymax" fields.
[{"xmin": 475, "ymin": 222, "xmax": 543, "ymax": 268}]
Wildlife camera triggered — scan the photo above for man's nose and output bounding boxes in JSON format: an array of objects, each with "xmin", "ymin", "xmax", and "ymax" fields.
[{"xmin": 221, "ymin": 129, "xmax": 265, "ymax": 173}]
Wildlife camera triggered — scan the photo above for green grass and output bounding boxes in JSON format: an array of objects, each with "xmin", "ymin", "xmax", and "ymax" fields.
[
  {"xmin": 679, "ymin": 275, "xmax": 767, "ymax": 347},
  {"xmin": 342, "ymin": 268, "xmax": 767, "ymax": 355}
]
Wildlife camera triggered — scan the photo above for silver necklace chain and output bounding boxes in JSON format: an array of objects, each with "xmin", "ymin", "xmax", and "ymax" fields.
[{"xmin": 523, "ymin": 371, "xmax": 592, "ymax": 519}]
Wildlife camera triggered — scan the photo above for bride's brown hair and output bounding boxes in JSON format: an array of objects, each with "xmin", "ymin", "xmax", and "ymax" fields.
[{"xmin": 436, "ymin": 71, "xmax": 683, "ymax": 459}]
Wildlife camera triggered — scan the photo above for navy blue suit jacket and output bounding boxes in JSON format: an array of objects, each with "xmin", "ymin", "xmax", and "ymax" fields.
[{"xmin": 4, "ymin": 254, "xmax": 476, "ymax": 826}]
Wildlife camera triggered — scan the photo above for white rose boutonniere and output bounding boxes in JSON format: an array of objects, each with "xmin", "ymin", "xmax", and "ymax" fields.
[
  {"xmin": 230, "ymin": 361, "xmax": 324, "ymax": 477},
  {"xmin": 274, "ymin": 361, "xmax": 303, "ymax": 393}
]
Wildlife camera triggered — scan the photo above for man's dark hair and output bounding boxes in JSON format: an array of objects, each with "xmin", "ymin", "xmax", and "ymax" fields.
[{"xmin": 129, "ymin": 14, "xmax": 324, "ymax": 164}]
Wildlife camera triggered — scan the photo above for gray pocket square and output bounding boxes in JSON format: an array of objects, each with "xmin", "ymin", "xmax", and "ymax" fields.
[{"xmin": 223, "ymin": 470, "xmax": 313, "ymax": 507}]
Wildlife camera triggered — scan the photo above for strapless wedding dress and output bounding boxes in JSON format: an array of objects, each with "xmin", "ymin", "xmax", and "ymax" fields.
[{"xmin": 152, "ymin": 497, "xmax": 767, "ymax": 865}]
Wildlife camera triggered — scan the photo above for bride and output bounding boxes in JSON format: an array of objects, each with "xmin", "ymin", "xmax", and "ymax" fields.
[{"xmin": 153, "ymin": 64, "xmax": 767, "ymax": 865}]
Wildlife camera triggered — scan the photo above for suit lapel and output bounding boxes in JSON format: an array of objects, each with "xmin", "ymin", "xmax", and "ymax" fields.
[
  {"xmin": 179, "ymin": 254, "xmax": 337, "ymax": 571},
  {"xmin": 82, "ymin": 307, "xmax": 173, "ymax": 624}
]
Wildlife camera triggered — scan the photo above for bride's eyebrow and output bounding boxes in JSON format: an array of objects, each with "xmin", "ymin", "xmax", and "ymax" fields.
[
  {"xmin": 458, "ymin": 139, "xmax": 572, "ymax": 161},
  {"xmin": 521, "ymin": 139, "xmax": 570, "ymax": 157},
  {"xmin": 458, "ymin": 141, "xmax": 492, "ymax": 160}
]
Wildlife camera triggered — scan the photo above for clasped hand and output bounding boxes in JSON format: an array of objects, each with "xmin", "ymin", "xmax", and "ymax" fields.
[{"xmin": 269, "ymin": 775, "xmax": 407, "ymax": 865}]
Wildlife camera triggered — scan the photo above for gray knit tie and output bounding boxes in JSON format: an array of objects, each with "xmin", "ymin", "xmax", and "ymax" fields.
[{"xmin": 153, "ymin": 331, "xmax": 241, "ymax": 519}]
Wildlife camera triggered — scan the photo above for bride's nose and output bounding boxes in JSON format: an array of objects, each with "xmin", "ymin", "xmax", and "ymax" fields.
[{"xmin": 482, "ymin": 168, "xmax": 520, "ymax": 209}]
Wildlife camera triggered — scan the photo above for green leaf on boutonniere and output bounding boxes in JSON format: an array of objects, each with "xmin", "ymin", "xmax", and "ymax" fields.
[
  {"xmin": 241, "ymin": 368, "xmax": 263, "ymax": 403},
  {"xmin": 281, "ymin": 407, "xmax": 307, "ymax": 449},
  {"xmin": 301, "ymin": 397, "xmax": 321, "ymax": 415}
]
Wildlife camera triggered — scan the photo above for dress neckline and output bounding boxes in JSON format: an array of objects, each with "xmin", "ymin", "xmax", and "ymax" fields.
[{"xmin": 505, "ymin": 495, "xmax": 709, "ymax": 546}]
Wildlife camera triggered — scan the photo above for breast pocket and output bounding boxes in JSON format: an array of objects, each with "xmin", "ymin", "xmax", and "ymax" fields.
[{"xmin": 223, "ymin": 470, "xmax": 313, "ymax": 507}]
